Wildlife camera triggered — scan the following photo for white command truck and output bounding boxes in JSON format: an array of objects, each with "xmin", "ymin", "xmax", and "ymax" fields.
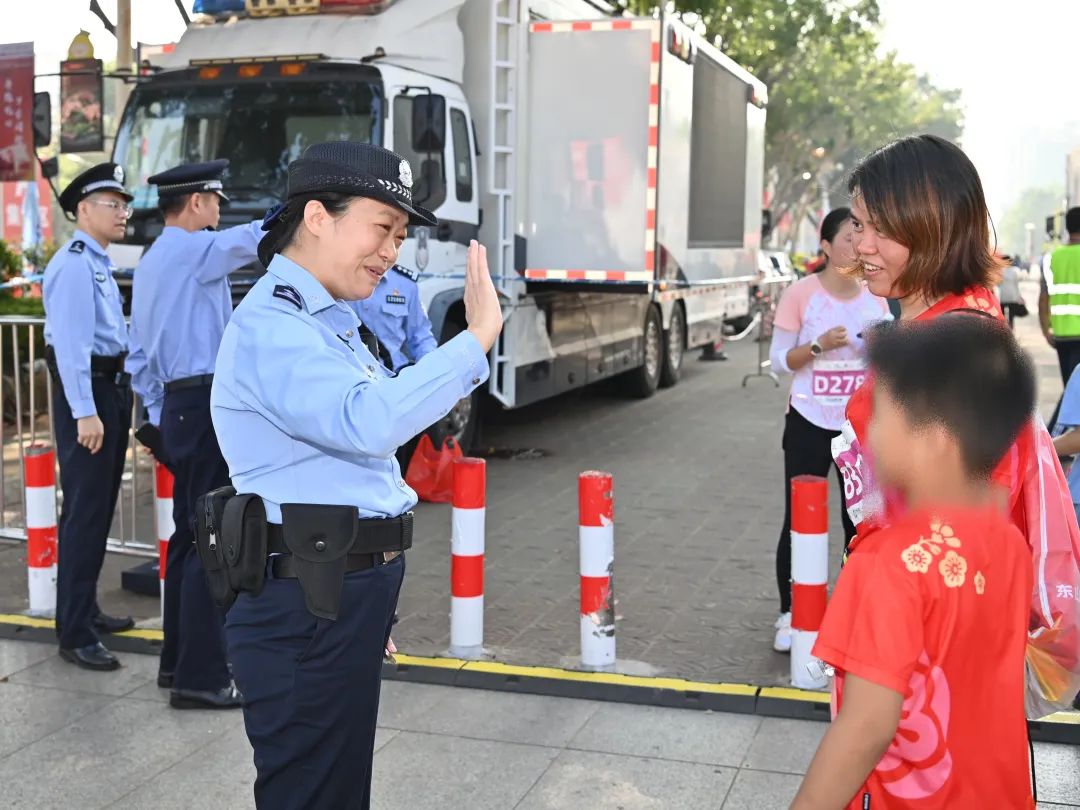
[{"xmin": 111, "ymin": 0, "xmax": 767, "ymax": 447}]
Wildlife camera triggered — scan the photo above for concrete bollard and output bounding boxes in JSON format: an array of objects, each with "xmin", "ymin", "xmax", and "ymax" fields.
[
  {"xmin": 449, "ymin": 457, "xmax": 485, "ymax": 658},
  {"xmin": 579, "ymin": 471, "xmax": 615, "ymax": 670},
  {"xmin": 24, "ymin": 444, "xmax": 57, "ymax": 617},
  {"xmin": 155, "ymin": 463, "xmax": 174, "ymax": 621},
  {"xmin": 791, "ymin": 474, "xmax": 829, "ymax": 689}
]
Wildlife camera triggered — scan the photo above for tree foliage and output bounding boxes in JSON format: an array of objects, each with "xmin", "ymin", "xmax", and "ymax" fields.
[
  {"xmin": 998, "ymin": 187, "xmax": 1062, "ymax": 259},
  {"xmin": 613, "ymin": 0, "xmax": 963, "ymax": 244}
]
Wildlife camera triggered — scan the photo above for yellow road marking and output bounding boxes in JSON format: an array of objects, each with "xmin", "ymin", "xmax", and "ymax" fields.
[
  {"xmin": 0, "ymin": 614, "xmax": 1074, "ymax": 727},
  {"xmin": 759, "ymin": 686, "xmax": 831, "ymax": 704},
  {"xmin": 0, "ymin": 614, "xmax": 164, "ymax": 641}
]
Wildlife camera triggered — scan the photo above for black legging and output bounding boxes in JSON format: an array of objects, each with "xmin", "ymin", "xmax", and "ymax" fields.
[{"xmin": 776, "ymin": 406, "xmax": 857, "ymax": 614}]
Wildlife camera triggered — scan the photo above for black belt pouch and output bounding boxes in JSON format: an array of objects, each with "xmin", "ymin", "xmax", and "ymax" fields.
[
  {"xmin": 280, "ymin": 503, "xmax": 357, "ymax": 621},
  {"xmin": 194, "ymin": 485, "xmax": 238, "ymax": 610},
  {"xmin": 222, "ymin": 493, "xmax": 268, "ymax": 598}
]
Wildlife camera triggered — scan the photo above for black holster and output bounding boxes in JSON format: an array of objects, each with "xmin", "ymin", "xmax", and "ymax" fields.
[
  {"xmin": 280, "ymin": 503, "xmax": 359, "ymax": 620},
  {"xmin": 194, "ymin": 486, "xmax": 268, "ymax": 611},
  {"xmin": 278, "ymin": 504, "xmax": 413, "ymax": 620}
]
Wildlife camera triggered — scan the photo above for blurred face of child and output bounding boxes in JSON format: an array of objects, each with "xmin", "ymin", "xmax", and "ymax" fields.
[
  {"xmin": 868, "ymin": 383, "xmax": 911, "ymax": 492},
  {"xmin": 868, "ymin": 382, "xmax": 963, "ymax": 497}
]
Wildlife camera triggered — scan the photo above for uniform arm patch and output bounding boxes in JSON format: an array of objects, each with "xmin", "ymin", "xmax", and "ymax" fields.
[
  {"xmin": 68, "ymin": 240, "xmax": 86, "ymax": 254},
  {"xmin": 272, "ymin": 284, "xmax": 304, "ymax": 310}
]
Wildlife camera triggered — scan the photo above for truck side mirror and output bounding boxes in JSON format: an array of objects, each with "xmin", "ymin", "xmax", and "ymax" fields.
[
  {"xmin": 761, "ymin": 208, "xmax": 774, "ymax": 241},
  {"xmin": 1047, "ymin": 215, "xmax": 1057, "ymax": 239},
  {"xmin": 411, "ymin": 94, "xmax": 446, "ymax": 153},
  {"xmin": 40, "ymin": 157, "xmax": 59, "ymax": 180},
  {"xmin": 33, "ymin": 92, "xmax": 52, "ymax": 149}
]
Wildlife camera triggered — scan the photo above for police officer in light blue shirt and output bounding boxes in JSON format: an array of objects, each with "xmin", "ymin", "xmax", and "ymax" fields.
[
  {"xmin": 210, "ymin": 142, "xmax": 502, "ymax": 809},
  {"xmin": 348, "ymin": 264, "xmax": 438, "ymax": 372},
  {"xmin": 126, "ymin": 159, "xmax": 259, "ymax": 710},
  {"xmin": 43, "ymin": 162, "xmax": 136, "ymax": 672}
]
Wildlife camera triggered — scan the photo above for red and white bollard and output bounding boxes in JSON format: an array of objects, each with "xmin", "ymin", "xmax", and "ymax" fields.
[
  {"xmin": 791, "ymin": 475, "xmax": 829, "ymax": 689},
  {"xmin": 24, "ymin": 444, "xmax": 57, "ymax": 617},
  {"xmin": 154, "ymin": 463, "xmax": 175, "ymax": 621},
  {"xmin": 450, "ymin": 457, "xmax": 485, "ymax": 658},
  {"xmin": 579, "ymin": 471, "xmax": 615, "ymax": 670}
]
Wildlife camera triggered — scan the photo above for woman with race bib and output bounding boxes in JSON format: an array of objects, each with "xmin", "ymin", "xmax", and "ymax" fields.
[
  {"xmin": 831, "ymin": 134, "xmax": 1080, "ymax": 718},
  {"xmin": 768, "ymin": 207, "xmax": 890, "ymax": 653}
]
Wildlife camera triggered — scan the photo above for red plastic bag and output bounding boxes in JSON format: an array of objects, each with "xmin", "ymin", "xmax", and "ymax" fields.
[
  {"xmin": 1011, "ymin": 418, "xmax": 1080, "ymax": 717},
  {"xmin": 404, "ymin": 435, "xmax": 462, "ymax": 503}
]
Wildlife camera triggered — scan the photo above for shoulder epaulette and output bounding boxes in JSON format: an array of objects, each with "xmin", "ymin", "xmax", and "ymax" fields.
[
  {"xmin": 68, "ymin": 240, "xmax": 85, "ymax": 254},
  {"xmin": 391, "ymin": 265, "xmax": 419, "ymax": 283},
  {"xmin": 272, "ymin": 284, "xmax": 304, "ymax": 311}
]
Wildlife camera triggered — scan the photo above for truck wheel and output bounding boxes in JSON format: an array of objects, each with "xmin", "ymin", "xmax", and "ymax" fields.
[
  {"xmin": 426, "ymin": 318, "xmax": 480, "ymax": 452},
  {"xmin": 659, "ymin": 304, "xmax": 685, "ymax": 388},
  {"xmin": 620, "ymin": 305, "xmax": 663, "ymax": 398}
]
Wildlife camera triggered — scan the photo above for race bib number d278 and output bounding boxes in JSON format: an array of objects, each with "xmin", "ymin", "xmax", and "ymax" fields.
[{"xmin": 812, "ymin": 359, "xmax": 866, "ymax": 405}]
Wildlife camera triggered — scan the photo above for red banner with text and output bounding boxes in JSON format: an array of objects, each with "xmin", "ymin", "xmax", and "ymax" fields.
[{"xmin": 0, "ymin": 43, "xmax": 35, "ymax": 183}]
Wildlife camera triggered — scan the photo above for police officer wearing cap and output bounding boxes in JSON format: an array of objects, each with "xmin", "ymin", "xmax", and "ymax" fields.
[
  {"xmin": 44, "ymin": 163, "xmax": 136, "ymax": 671},
  {"xmin": 210, "ymin": 141, "xmax": 502, "ymax": 809},
  {"xmin": 126, "ymin": 159, "xmax": 260, "ymax": 709},
  {"xmin": 348, "ymin": 265, "xmax": 438, "ymax": 373},
  {"xmin": 348, "ymin": 265, "xmax": 438, "ymax": 468}
]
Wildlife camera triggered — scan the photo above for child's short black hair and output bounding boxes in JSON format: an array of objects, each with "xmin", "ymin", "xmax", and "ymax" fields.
[{"xmin": 867, "ymin": 312, "xmax": 1035, "ymax": 479}]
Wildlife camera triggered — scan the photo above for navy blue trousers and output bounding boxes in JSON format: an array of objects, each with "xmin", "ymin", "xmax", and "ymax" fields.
[
  {"xmin": 226, "ymin": 555, "xmax": 405, "ymax": 810},
  {"xmin": 53, "ymin": 377, "xmax": 131, "ymax": 650},
  {"xmin": 158, "ymin": 385, "xmax": 231, "ymax": 691}
]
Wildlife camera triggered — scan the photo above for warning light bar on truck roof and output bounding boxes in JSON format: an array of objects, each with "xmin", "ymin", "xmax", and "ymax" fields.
[
  {"xmin": 190, "ymin": 53, "xmax": 324, "ymax": 65},
  {"xmin": 198, "ymin": 62, "xmax": 310, "ymax": 79}
]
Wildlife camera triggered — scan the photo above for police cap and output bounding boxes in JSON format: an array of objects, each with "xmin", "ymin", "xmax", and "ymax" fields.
[
  {"xmin": 283, "ymin": 142, "xmax": 436, "ymax": 227},
  {"xmin": 148, "ymin": 159, "xmax": 231, "ymax": 203},
  {"xmin": 59, "ymin": 162, "xmax": 133, "ymax": 214},
  {"xmin": 258, "ymin": 143, "xmax": 437, "ymax": 266}
]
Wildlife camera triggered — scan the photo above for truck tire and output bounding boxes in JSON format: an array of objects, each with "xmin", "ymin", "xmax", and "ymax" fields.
[
  {"xmin": 620, "ymin": 305, "xmax": 663, "ymax": 398},
  {"xmin": 659, "ymin": 304, "xmax": 685, "ymax": 388}
]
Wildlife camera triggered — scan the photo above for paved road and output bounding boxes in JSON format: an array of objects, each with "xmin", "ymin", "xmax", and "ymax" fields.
[
  {"xmin": 0, "ymin": 638, "xmax": 1076, "ymax": 809},
  {"xmin": 0, "ymin": 276, "xmax": 1066, "ymax": 688}
]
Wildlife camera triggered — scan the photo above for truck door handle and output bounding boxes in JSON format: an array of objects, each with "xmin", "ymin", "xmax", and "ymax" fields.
[{"xmin": 436, "ymin": 221, "xmax": 453, "ymax": 241}]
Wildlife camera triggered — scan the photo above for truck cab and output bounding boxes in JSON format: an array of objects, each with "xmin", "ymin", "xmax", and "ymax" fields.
[{"xmin": 112, "ymin": 53, "xmax": 478, "ymax": 317}]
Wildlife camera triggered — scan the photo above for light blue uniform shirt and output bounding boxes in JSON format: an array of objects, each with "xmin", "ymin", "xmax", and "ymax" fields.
[
  {"xmin": 211, "ymin": 254, "xmax": 489, "ymax": 524},
  {"xmin": 43, "ymin": 230, "xmax": 128, "ymax": 419},
  {"xmin": 1056, "ymin": 365, "xmax": 1080, "ymax": 504},
  {"xmin": 347, "ymin": 267, "xmax": 438, "ymax": 371},
  {"xmin": 126, "ymin": 221, "xmax": 262, "ymax": 424}
]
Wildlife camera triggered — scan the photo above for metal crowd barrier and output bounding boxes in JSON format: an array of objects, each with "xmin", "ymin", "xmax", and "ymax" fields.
[{"xmin": 0, "ymin": 316, "xmax": 156, "ymax": 559}]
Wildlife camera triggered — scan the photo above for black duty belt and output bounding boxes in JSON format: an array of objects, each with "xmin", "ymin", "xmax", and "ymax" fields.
[
  {"xmin": 44, "ymin": 346, "xmax": 129, "ymax": 383},
  {"xmin": 194, "ymin": 489, "xmax": 414, "ymax": 619},
  {"xmin": 266, "ymin": 512, "xmax": 413, "ymax": 556},
  {"xmin": 164, "ymin": 374, "xmax": 214, "ymax": 393},
  {"xmin": 266, "ymin": 513, "xmax": 412, "ymax": 581}
]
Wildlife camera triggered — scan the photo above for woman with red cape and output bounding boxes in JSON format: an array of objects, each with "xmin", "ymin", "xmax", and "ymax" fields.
[{"xmin": 831, "ymin": 134, "xmax": 1080, "ymax": 717}]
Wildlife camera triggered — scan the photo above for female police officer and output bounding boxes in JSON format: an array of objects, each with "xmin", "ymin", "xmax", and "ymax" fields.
[{"xmin": 209, "ymin": 141, "xmax": 501, "ymax": 809}]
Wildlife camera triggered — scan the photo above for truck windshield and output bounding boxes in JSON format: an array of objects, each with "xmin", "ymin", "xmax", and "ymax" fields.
[{"xmin": 114, "ymin": 78, "xmax": 382, "ymax": 210}]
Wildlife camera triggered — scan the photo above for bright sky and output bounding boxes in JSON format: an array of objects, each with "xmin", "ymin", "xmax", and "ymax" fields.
[
  {"xmin": 878, "ymin": 0, "xmax": 1080, "ymax": 220},
  {"xmin": 6, "ymin": 0, "xmax": 1078, "ymax": 220}
]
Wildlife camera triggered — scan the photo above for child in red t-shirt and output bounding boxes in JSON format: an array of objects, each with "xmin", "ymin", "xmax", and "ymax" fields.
[{"xmin": 792, "ymin": 314, "xmax": 1036, "ymax": 810}]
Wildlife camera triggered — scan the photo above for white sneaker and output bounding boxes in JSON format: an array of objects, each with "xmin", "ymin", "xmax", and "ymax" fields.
[{"xmin": 773, "ymin": 612, "xmax": 792, "ymax": 653}]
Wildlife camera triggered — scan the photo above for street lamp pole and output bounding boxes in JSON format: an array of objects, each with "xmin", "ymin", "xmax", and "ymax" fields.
[{"xmin": 115, "ymin": 0, "xmax": 133, "ymax": 125}]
